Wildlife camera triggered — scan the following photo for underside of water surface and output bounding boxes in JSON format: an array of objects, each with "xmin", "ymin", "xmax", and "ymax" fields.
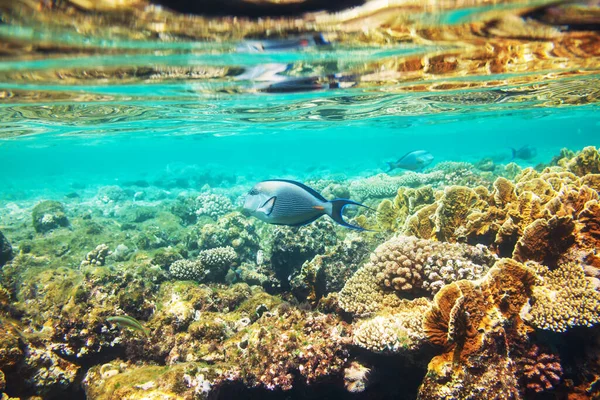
[{"xmin": 0, "ymin": 0, "xmax": 600, "ymax": 399}]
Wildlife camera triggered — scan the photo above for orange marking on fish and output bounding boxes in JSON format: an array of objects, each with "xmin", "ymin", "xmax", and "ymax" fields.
[{"xmin": 313, "ymin": 206, "xmax": 325, "ymax": 210}]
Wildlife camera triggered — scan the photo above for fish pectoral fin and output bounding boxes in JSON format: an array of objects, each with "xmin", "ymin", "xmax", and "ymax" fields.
[
  {"xmin": 258, "ymin": 196, "xmax": 276, "ymax": 216},
  {"xmin": 313, "ymin": 205, "xmax": 325, "ymax": 211}
]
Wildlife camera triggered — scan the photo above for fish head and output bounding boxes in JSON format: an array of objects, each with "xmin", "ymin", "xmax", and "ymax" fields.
[
  {"xmin": 416, "ymin": 152, "xmax": 434, "ymax": 166},
  {"xmin": 243, "ymin": 183, "xmax": 276, "ymax": 218}
]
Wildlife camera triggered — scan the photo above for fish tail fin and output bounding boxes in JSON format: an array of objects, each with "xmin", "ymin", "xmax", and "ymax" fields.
[
  {"xmin": 510, "ymin": 148, "xmax": 516, "ymax": 160},
  {"xmin": 385, "ymin": 162, "xmax": 394, "ymax": 172},
  {"xmin": 328, "ymin": 199, "xmax": 375, "ymax": 231}
]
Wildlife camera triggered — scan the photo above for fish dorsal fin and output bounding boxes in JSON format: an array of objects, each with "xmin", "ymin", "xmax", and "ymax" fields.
[
  {"xmin": 263, "ymin": 179, "xmax": 327, "ymax": 202},
  {"xmin": 258, "ymin": 196, "xmax": 276, "ymax": 216},
  {"xmin": 397, "ymin": 150, "xmax": 423, "ymax": 162}
]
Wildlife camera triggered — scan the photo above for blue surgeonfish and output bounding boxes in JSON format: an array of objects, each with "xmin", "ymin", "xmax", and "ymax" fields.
[
  {"xmin": 243, "ymin": 179, "xmax": 371, "ymax": 231},
  {"xmin": 386, "ymin": 150, "xmax": 434, "ymax": 172}
]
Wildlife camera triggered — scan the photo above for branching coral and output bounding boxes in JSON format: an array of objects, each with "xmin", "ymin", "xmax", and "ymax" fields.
[
  {"xmin": 349, "ymin": 172, "xmax": 444, "ymax": 201},
  {"xmin": 522, "ymin": 262, "xmax": 600, "ymax": 332},
  {"xmin": 515, "ymin": 343, "xmax": 562, "ymax": 394}
]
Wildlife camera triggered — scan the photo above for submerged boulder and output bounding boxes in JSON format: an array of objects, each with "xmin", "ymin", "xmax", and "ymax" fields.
[
  {"xmin": 32, "ymin": 200, "xmax": 69, "ymax": 233},
  {"xmin": 0, "ymin": 231, "xmax": 11, "ymax": 266}
]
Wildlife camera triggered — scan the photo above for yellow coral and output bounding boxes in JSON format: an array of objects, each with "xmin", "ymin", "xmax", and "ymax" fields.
[
  {"xmin": 376, "ymin": 199, "xmax": 399, "ymax": 232},
  {"xmin": 513, "ymin": 216, "xmax": 575, "ymax": 265},
  {"xmin": 403, "ymin": 203, "xmax": 437, "ymax": 239},
  {"xmin": 492, "ymin": 177, "xmax": 516, "ymax": 207},
  {"xmin": 578, "ymin": 174, "xmax": 600, "ymax": 192},
  {"xmin": 424, "ymin": 258, "xmax": 536, "ymax": 352},
  {"xmin": 566, "ymin": 146, "xmax": 600, "ymax": 176},
  {"xmin": 545, "ymin": 184, "xmax": 598, "ymax": 218},
  {"xmin": 433, "ymin": 186, "xmax": 482, "ymax": 242},
  {"xmin": 515, "ymin": 178, "xmax": 556, "ymax": 205}
]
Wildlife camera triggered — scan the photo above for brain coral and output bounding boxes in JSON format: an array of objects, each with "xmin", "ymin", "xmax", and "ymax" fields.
[
  {"xmin": 522, "ymin": 262, "xmax": 600, "ymax": 332},
  {"xmin": 338, "ymin": 236, "xmax": 496, "ymax": 315}
]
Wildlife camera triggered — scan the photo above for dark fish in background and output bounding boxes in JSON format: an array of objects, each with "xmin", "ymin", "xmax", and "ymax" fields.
[
  {"xmin": 243, "ymin": 179, "xmax": 371, "ymax": 231},
  {"xmin": 386, "ymin": 150, "xmax": 434, "ymax": 172},
  {"xmin": 511, "ymin": 145, "xmax": 537, "ymax": 160}
]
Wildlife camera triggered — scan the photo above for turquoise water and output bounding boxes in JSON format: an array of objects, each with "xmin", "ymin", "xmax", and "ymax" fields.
[
  {"xmin": 2, "ymin": 3, "xmax": 600, "ymax": 399},
  {"xmin": 1, "ymin": 103, "xmax": 599, "ymax": 199}
]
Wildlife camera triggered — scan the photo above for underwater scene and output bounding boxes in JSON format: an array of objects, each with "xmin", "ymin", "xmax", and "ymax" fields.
[{"xmin": 1, "ymin": 0, "xmax": 600, "ymax": 399}]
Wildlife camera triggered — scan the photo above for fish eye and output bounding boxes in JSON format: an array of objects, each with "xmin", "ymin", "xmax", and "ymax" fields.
[{"xmin": 248, "ymin": 188, "xmax": 259, "ymax": 195}]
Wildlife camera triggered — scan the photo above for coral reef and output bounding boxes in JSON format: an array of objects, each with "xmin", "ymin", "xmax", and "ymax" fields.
[
  {"xmin": 419, "ymin": 259, "xmax": 539, "ymax": 399},
  {"xmin": 269, "ymin": 219, "xmax": 337, "ymax": 287},
  {"xmin": 515, "ymin": 343, "xmax": 562, "ymax": 395},
  {"xmin": 396, "ymin": 147, "xmax": 600, "ymax": 279},
  {"xmin": 223, "ymin": 308, "xmax": 351, "ymax": 390},
  {"xmin": 290, "ymin": 233, "xmax": 371, "ymax": 303},
  {"xmin": 31, "ymin": 200, "xmax": 69, "ymax": 233},
  {"xmin": 2, "ymin": 146, "xmax": 600, "ymax": 399},
  {"xmin": 338, "ymin": 236, "xmax": 495, "ymax": 315},
  {"xmin": 169, "ymin": 246, "xmax": 237, "ymax": 282},
  {"xmin": 196, "ymin": 212, "xmax": 260, "ymax": 263}
]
